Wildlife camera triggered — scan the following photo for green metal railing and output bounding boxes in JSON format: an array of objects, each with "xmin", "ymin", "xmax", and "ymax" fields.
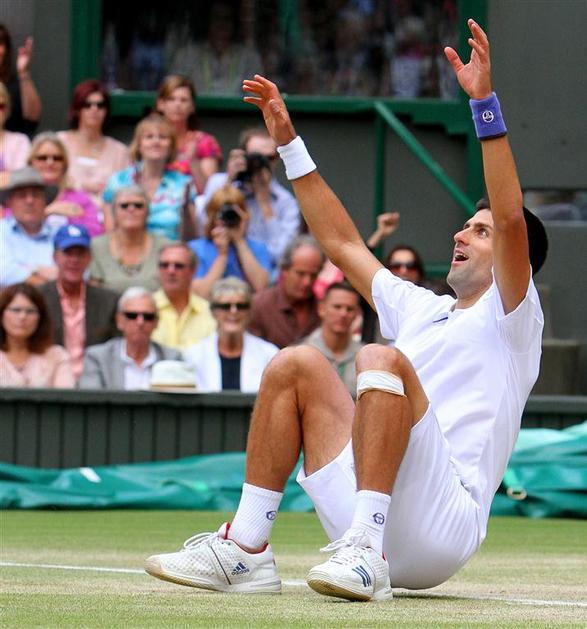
[{"xmin": 373, "ymin": 102, "xmax": 475, "ymax": 217}]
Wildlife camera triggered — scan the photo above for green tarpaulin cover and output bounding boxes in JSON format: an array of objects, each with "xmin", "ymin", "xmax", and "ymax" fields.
[{"xmin": 1, "ymin": 422, "xmax": 586, "ymax": 518}]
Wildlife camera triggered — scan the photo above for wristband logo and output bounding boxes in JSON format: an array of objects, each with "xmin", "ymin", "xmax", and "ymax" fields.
[
  {"xmin": 482, "ymin": 110, "xmax": 495, "ymax": 123},
  {"xmin": 372, "ymin": 512, "xmax": 385, "ymax": 525}
]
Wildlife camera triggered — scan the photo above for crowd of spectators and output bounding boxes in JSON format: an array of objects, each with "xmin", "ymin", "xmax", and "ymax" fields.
[
  {"xmin": 0, "ymin": 20, "xmax": 453, "ymax": 394},
  {"xmin": 101, "ymin": 0, "xmax": 460, "ymax": 99}
]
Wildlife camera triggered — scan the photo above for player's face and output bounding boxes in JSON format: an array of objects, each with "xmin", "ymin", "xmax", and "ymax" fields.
[
  {"xmin": 281, "ymin": 246, "xmax": 323, "ymax": 303},
  {"xmin": 447, "ymin": 209, "xmax": 494, "ymax": 299},
  {"xmin": 318, "ymin": 288, "xmax": 359, "ymax": 336}
]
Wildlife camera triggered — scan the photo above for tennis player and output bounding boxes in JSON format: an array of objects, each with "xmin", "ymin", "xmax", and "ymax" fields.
[{"xmin": 145, "ymin": 19, "xmax": 548, "ymax": 601}]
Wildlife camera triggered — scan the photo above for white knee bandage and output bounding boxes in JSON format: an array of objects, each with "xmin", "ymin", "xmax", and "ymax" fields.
[{"xmin": 356, "ymin": 370, "xmax": 405, "ymax": 399}]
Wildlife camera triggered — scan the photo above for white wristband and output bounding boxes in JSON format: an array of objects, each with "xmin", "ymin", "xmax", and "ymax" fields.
[{"xmin": 277, "ymin": 136, "xmax": 317, "ymax": 180}]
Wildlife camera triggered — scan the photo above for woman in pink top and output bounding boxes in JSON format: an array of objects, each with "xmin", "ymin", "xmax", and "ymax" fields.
[
  {"xmin": 156, "ymin": 74, "xmax": 222, "ymax": 194},
  {"xmin": 0, "ymin": 283, "xmax": 74, "ymax": 388},
  {"xmin": 28, "ymin": 132, "xmax": 103, "ymax": 236},
  {"xmin": 0, "ymin": 81, "xmax": 30, "ymax": 177},
  {"xmin": 58, "ymin": 79, "xmax": 130, "ymax": 226}
]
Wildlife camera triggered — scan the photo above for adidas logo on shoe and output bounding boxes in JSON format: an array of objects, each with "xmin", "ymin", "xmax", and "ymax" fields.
[
  {"xmin": 306, "ymin": 529, "xmax": 393, "ymax": 601},
  {"xmin": 145, "ymin": 522, "xmax": 281, "ymax": 593},
  {"xmin": 231, "ymin": 561, "xmax": 250, "ymax": 576},
  {"xmin": 351, "ymin": 564, "xmax": 372, "ymax": 588}
]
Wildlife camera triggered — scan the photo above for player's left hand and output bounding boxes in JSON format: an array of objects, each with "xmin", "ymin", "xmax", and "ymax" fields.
[
  {"xmin": 444, "ymin": 19, "xmax": 492, "ymax": 100},
  {"xmin": 242, "ymin": 75, "xmax": 297, "ymax": 147}
]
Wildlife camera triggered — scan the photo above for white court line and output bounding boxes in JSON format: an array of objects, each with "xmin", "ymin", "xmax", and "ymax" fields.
[
  {"xmin": 1, "ymin": 561, "xmax": 586, "ymax": 609},
  {"xmin": 1, "ymin": 561, "xmax": 144, "ymax": 575}
]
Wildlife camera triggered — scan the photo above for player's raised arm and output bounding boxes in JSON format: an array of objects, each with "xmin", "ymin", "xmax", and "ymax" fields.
[
  {"xmin": 445, "ymin": 19, "xmax": 530, "ymax": 314},
  {"xmin": 243, "ymin": 75, "xmax": 382, "ymax": 307}
]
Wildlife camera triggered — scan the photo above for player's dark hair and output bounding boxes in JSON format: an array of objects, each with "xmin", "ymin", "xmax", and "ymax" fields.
[{"xmin": 476, "ymin": 198, "xmax": 548, "ymax": 275}]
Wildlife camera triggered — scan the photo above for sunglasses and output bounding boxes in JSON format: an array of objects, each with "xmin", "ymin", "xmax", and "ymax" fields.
[
  {"xmin": 34, "ymin": 154, "xmax": 65, "ymax": 162},
  {"xmin": 389, "ymin": 261, "xmax": 417, "ymax": 271},
  {"xmin": 81, "ymin": 100, "xmax": 107, "ymax": 110},
  {"xmin": 118, "ymin": 201, "xmax": 146, "ymax": 210},
  {"xmin": 122, "ymin": 311, "xmax": 157, "ymax": 321},
  {"xmin": 212, "ymin": 302, "xmax": 251, "ymax": 311},
  {"xmin": 158, "ymin": 261, "xmax": 188, "ymax": 270}
]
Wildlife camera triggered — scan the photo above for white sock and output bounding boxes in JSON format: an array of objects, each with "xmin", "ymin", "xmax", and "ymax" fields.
[
  {"xmin": 228, "ymin": 483, "xmax": 283, "ymax": 550},
  {"xmin": 349, "ymin": 489, "xmax": 391, "ymax": 555}
]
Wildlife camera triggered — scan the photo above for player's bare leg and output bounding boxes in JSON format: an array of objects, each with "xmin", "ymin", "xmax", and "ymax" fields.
[
  {"xmin": 245, "ymin": 345, "xmax": 354, "ymax": 489},
  {"xmin": 307, "ymin": 344, "xmax": 429, "ymax": 602},
  {"xmin": 353, "ymin": 344, "xmax": 429, "ymax": 494}
]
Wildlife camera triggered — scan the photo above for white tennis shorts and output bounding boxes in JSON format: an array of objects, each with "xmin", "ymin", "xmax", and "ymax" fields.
[{"xmin": 297, "ymin": 404, "xmax": 482, "ymax": 589}]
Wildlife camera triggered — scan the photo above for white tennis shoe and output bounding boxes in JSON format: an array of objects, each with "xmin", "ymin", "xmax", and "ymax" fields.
[
  {"xmin": 145, "ymin": 522, "xmax": 281, "ymax": 594},
  {"xmin": 307, "ymin": 529, "xmax": 393, "ymax": 601}
]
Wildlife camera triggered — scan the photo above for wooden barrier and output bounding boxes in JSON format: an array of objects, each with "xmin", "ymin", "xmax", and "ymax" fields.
[{"xmin": 0, "ymin": 389, "xmax": 585, "ymax": 468}]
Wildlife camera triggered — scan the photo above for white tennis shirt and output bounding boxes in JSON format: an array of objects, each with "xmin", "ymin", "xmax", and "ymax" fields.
[{"xmin": 372, "ymin": 268, "xmax": 543, "ymax": 529}]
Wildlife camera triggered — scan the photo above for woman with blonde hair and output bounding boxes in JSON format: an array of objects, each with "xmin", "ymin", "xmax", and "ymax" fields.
[
  {"xmin": 90, "ymin": 185, "xmax": 170, "ymax": 293},
  {"xmin": 188, "ymin": 185, "xmax": 272, "ymax": 299},
  {"xmin": 156, "ymin": 74, "xmax": 222, "ymax": 193},
  {"xmin": 103, "ymin": 113, "xmax": 196, "ymax": 241},
  {"xmin": 27, "ymin": 131, "xmax": 103, "ymax": 235}
]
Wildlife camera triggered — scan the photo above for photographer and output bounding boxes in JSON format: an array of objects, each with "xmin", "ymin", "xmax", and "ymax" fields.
[
  {"xmin": 202, "ymin": 127, "xmax": 300, "ymax": 266},
  {"xmin": 188, "ymin": 185, "xmax": 272, "ymax": 299}
]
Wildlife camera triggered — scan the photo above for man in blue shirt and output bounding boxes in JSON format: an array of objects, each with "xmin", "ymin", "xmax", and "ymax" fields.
[{"xmin": 0, "ymin": 166, "xmax": 59, "ymax": 287}]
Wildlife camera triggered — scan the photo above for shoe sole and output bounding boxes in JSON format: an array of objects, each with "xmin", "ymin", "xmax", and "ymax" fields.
[
  {"xmin": 145, "ymin": 558, "xmax": 282, "ymax": 594},
  {"xmin": 307, "ymin": 571, "xmax": 393, "ymax": 602}
]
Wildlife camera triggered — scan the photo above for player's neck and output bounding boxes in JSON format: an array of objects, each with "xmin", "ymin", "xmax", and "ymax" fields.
[{"xmin": 454, "ymin": 287, "xmax": 488, "ymax": 310}]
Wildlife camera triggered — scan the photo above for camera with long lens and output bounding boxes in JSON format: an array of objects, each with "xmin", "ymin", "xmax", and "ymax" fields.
[
  {"xmin": 218, "ymin": 203, "xmax": 241, "ymax": 228},
  {"xmin": 234, "ymin": 152, "xmax": 271, "ymax": 184}
]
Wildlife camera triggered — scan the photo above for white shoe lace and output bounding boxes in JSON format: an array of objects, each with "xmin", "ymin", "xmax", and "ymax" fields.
[
  {"xmin": 319, "ymin": 529, "xmax": 371, "ymax": 565},
  {"xmin": 181, "ymin": 530, "xmax": 221, "ymax": 551}
]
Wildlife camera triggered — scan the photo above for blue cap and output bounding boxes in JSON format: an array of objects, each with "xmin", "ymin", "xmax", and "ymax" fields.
[{"xmin": 53, "ymin": 224, "xmax": 91, "ymax": 250}]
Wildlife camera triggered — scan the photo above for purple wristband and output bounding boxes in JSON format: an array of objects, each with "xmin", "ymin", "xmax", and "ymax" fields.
[{"xmin": 470, "ymin": 92, "xmax": 507, "ymax": 140}]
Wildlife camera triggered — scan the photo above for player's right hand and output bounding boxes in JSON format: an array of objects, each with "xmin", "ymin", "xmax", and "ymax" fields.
[{"xmin": 242, "ymin": 75, "xmax": 297, "ymax": 147}]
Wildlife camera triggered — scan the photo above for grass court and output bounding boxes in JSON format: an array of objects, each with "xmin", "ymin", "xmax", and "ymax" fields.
[{"xmin": 1, "ymin": 510, "xmax": 586, "ymax": 628}]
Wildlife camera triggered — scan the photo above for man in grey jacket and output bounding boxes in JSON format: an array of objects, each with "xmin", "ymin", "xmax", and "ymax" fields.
[{"xmin": 79, "ymin": 287, "xmax": 181, "ymax": 390}]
